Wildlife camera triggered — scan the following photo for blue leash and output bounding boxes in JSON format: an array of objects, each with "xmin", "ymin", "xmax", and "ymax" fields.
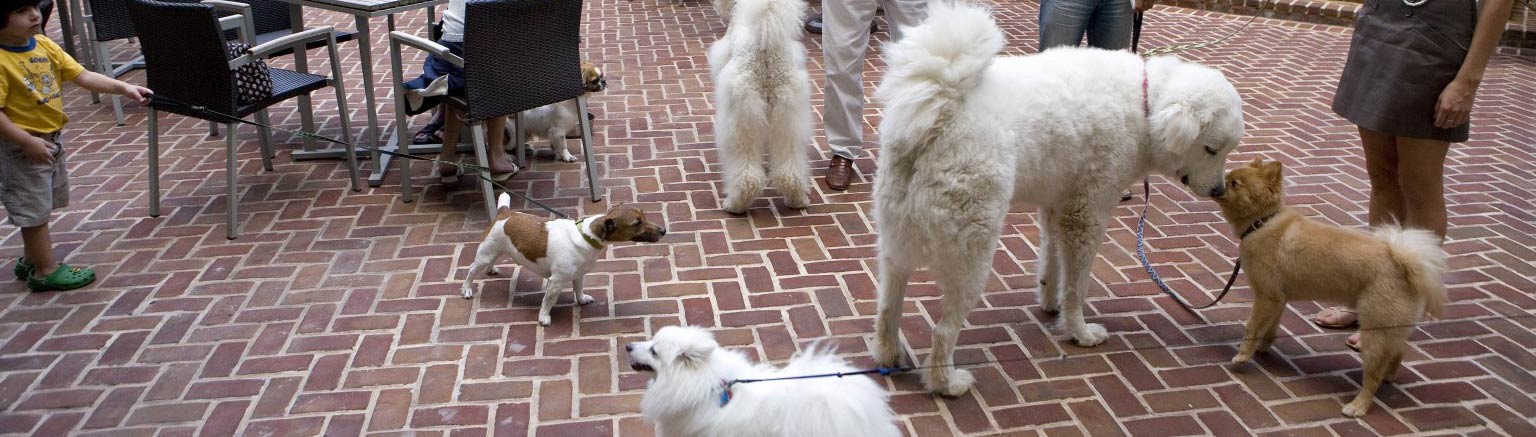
[{"xmin": 1134, "ymin": 179, "xmax": 1244, "ymax": 312}]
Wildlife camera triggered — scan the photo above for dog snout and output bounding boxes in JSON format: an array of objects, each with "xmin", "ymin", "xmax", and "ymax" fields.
[{"xmin": 1180, "ymin": 175, "xmax": 1190, "ymax": 186}]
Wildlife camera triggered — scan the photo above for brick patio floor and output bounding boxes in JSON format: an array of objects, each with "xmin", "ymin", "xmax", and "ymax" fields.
[{"xmin": 3, "ymin": 1, "xmax": 1535, "ymax": 436}]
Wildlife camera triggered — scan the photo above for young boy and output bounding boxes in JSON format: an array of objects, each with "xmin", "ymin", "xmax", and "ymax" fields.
[
  {"xmin": 401, "ymin": 0, "xmax": 518, "ymax": 183},
  {"xmin": 2, "ymin": 0, "xmax": 151, "ymax": 291}
]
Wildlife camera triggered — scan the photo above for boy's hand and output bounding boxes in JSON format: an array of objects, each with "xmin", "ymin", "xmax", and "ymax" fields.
[
  {"xmin": 121, "ymin": 85, "xmax": 153, "ymax": 105},
  {"xmin": 22, "ymin": 137, "xmax": 57, "ymax": 165}
]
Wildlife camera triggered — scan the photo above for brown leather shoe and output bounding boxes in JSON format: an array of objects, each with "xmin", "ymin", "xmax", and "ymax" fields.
[{"xmin": 825, "ymin": 155, "xmax": 854, "ymax": 191}]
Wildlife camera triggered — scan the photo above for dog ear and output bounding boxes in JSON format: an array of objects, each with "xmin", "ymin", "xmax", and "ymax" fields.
[
  {"xmin": 674, "ymin": 338, "xmax": 715, "ymax": 367},
  {"xmin": 1261, "ymin": 160, "xmax": 1282, "ymax": 187},
  {"xmin": 1151, "ymin": 101, "xmax": 1202, "ymax": 157},
  {"xmin": 1248, "ymin": 157, "xmax": 1264, "ymax": 168}
]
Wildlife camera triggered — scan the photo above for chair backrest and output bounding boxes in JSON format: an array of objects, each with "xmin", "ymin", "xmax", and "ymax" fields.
[
  {"xmin": 127, "ymin": 0, "xmax": 238, "ymax": 116},
  {"xmin": 461, "ymin": 0, "xmax": 586, "ymax": 122},
  {"xmin": 246, "ymin": 0, "xmax": 294, "ymax": 36},
  {"xmin": 87, "ymin": 0, "xmax": 140, "ymax": 41}
]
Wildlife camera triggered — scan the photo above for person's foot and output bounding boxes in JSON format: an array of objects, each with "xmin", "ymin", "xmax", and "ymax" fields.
[
  {"xmin": 414, "ymin": 127, "xmax": 444, "ymax": 145},
  {"xmin": 1346, "ymin": 332, "xmax": 1361, "ymax": 352},
  {"xmin": 1121, "ymin": 190, "xmax": 1134, "ymax": 202},
  {"xmin": 439, "ymin": 162, "xmax": 462, "ymax": 184},
  {"xmin": 825, "ymin": 155, "xmax": 854, "ymax": 191},
  {"xmin": 489, "ymin": 155, "xmax": 521, "ymax": 181},
  {"xmin": 1312, "ymin": 307, "xmax": 1359, "ymax": 329}
]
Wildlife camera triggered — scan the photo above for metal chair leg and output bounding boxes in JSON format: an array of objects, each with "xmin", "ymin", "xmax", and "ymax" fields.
[
  {"xmin": 576, "ymin": 94, "xmax": 601, "ymax": 202},
  {"xmin": 148, "ymin": 108, "xmax": 160, "ymax": 217},
  {"xmin": 226, "ymin": 122, "xmax": 241, "ymax": 240},
  {"xmin": 255, "ymin": 110, "xmax": 275, "ymax": 171},
  {"xmin": 471, "ymin": 123, "xmax": 497, "ymax": 220},
  {"xmin": 208, "ymin": 121, "xmax": 220, "ymax": 138},
  {"xmin": 513, "ymin": 112, "xmax": 526, "ymax": 168}
]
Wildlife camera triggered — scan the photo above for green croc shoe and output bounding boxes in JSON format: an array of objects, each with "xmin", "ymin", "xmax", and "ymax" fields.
[
  {"xmin": 14, "ymin": 257, "xmax": 34, "ymax": 280},
  {"xmin": 27, "ymin": 264, "xmax": 96, "ymax": 292}
]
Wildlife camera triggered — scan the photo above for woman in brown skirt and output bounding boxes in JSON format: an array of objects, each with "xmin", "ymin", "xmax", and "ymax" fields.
[{"xmin": 1316, "ymin": 0, "xmax": 1517, "ymax": 348}]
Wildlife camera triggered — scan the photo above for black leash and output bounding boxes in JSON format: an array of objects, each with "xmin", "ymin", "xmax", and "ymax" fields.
[{"xmin": 148, "ymin": 95, "xmax": 575, "ymax": 220}]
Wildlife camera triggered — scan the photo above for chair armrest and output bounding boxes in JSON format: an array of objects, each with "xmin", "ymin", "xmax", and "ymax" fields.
[
  {"xmin": 218, "ymin": 15, "xmax": 245, "ymax": 33},
  {"xmin": 203, "ymin": 0, "xmax": 257, "ymax": 44},
  {"xmin": 235, "ymin": 27, "xmax": 336, "ymax": 67},
  {"xmin": 390, "ymin": 31, "xmax": 463, "ymax": 68}
]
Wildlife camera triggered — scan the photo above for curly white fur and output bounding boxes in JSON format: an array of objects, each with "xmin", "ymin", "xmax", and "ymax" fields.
[
  {"xmin": 627, "ymin": 326, "xmax": 900, "ymax": 437},
  {"xmin": 709, "ymin": 0, "xmax": 814, "ymax": 214},
  {"xmin": 870, "ymin": 2, "xmax": 1246, "ymax": 396}
]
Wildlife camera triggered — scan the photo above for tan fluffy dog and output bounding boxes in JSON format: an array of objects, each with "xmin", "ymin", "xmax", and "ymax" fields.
[{"xmin": 1213, "ymin": 158, "xmax": 1448, "ymax": 417}]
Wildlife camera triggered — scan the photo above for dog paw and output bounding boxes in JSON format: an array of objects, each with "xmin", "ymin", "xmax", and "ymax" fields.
[
  {"xmin": 538, "ymin": 314, "xmax": 552, "ymax": 326},
  {"xmin": 1040, "ymin": 299, "xmax": 1061, "ymax": 315},
  {"xmin": 1070, "ymin": 323, "xmax": 1109, "ymax": 347},
  {"xmin": 874, "ymin": 341, "xmax": 904, "ymax": 368},
  {"xmin": 460, "ymin": 286, "xmax": 476, "ymax": 300},
  {"xmin": 1229, "ymin": 353, "xmax": 1253, "ymax": 366},
  {"xmin": 579, "ymin": 294, "xmax": 595, "ymax": 305},
  {"xmin": 1341, "ymin": 401, "xmax": 1371, "ymax": 418},
  {"xmin": 486, "ymin": 266, "xmax": 500, "ymax": 276},
  {"xmin": 721, "ymin": 195, "xmax": 751, "ymax": 215},
  {"xmin": 925, "ymin": 368, "xmax": 975, "ymax": 397},
  {"xmin": 557, "ymin": 152, "xmax": 578, "ymax": 163},
  {"xmin": 785, "ymin": 191, "xmax": 811, "ymax": 210}
]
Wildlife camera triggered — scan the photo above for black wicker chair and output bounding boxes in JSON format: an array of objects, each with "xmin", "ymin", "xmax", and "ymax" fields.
[
  {"xmin": 129, "ymin": 0, "xmax": 361, "ymax": 240},
  {"xmin": 243, "ymin": 0, "xmax": 357, "ymax": 56},
  {"xmin": 82, "ymin": 0, "xmax": 186, "ymax": 125},
  {"xmin": 388, "ymin": 0, "xmax": 600, "ymax": 219}
]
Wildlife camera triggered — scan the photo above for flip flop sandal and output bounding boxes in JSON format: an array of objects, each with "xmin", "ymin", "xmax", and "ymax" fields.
[
  {"xmin": 1312, "ymin": 307, "xmax": 1359, "ymax": 329},
  {"xmin": 1346, "ymin": 335, "xmax": 1361, "ymax": 353},
  {"xmin": 414, "ymin": 129, "xmax": 444, "ymax": 145},
  {"xmin": 14, "ymin": 257, "xmax": 34, "ymax": 281},
  {"xmin": 27, "ymin": 263, "xmax": 96, "ymax": 292}
]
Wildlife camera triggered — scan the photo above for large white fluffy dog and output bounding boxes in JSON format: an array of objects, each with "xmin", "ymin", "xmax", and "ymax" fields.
[
  {"xmin": 710, "ymin": 0, "xmax": 814, "ymax": 214},
  {"xmin": 626, "ymin": 326, "xmax": 900, "ymax": 437},
  {"xmin": 871, "ymin": 3, "xmax": 1246, "ymax": 396}
]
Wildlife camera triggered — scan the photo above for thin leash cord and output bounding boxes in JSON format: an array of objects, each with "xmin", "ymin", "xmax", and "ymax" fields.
[
  {"xmin": 148, "ymin": 95, "xmax": 575, "ymax": 220},
  {"xmin": 726, "ymin": 313, "xmax": 1536, "ymax": 386},
  {"xmin": 1138, "ymin": 0, "xmax": 1271, "ymax": 58}
]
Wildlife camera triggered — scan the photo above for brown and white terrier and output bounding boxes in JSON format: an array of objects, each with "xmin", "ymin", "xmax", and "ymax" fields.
[
  {"xmin": 1213, "ymin": 158, "xmax": 1448, "ymax": 417},
  {"xmin": 463, "ymin": 193, "xmax": 666, "ymax": 326}
]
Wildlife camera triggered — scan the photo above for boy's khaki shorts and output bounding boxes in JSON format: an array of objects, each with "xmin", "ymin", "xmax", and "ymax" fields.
[{"xmin": 1, "ymin": 132, "xmax": 70, "ymax": 228}]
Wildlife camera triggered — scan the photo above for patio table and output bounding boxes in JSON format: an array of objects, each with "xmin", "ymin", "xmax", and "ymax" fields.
[{"xmin": 278, "ymin": 0, "xmax": 446, "ymax": 187}]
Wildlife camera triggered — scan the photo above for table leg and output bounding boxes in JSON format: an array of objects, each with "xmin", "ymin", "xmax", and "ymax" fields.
[{"xmin": 290, "ymin": 3, "xmax": 319, "ymax": 151}]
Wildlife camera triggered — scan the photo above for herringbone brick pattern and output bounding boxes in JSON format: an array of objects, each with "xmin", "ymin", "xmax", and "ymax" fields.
[{"xmin": 3, "ymin": 1, "xmax": 1534, "ymax": 435}]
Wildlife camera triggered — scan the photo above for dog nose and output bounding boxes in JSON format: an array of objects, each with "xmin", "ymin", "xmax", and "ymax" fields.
[
  {"xmin": 625, "ymin": 344, "xmax": 634, "ymax": 352},
  {"xmin": 1209, "ymin": 186, "xmax": 1225, "ymax": 198},
  {"xmin": 659, "ymin": 228, "xmax": 667, "ymax": 236},
  {"xmin": 1180, "ymin": 175, "xmax": 1190, "ymax": 186}
]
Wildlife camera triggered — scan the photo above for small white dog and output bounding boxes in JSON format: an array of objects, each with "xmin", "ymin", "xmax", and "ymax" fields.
[
  {"xmin": 871, "ymin": 3, "xmax": 1245, "ymax": 396},
  {"xmin": 626, "ymin": 325, "xmax": 900, "ymax": 437},
  {"xmin": 462, "ymin": 193, "xmax": 666, "ymax": 325},
  {"xmin": 709, "ymin": 0, "xmax": 814, "ymax": 214},
  {"xmin": 509, "ymin": 62, "xmax": 607, "ymax": 162}
]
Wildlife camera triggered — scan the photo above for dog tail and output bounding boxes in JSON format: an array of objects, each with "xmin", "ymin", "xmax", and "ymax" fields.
[
  {"xmin": 1374, "ymin": 225, "xmax": 1449, "ymax": 320},
  {"xmin": 875, "ymin": 1, "xmax": 1003, "ymax": 149},
  {"xmin": 496, "ymin": 192, "xmax": 511, "ymax": 212},
  {"xmin": 730, "ymin": 0, "xmax": 805, "ymax": 44}
]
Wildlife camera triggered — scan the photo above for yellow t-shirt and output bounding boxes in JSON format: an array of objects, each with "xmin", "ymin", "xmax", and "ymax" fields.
[{"xmin": 0, "ymin": 36, "xmax": 84, "ymax": 135}]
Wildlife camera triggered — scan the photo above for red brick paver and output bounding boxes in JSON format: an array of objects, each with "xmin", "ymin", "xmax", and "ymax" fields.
[{"xmin": 3, "ymin": 1, "xmax": 1534, "ymax": 436}]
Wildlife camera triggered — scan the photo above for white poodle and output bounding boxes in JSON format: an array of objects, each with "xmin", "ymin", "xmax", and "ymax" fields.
[
  {"xmin": 871, "ymin": 2, "xmax": 1245, "ymax": 396},
  {"xmin": 626, "ymin": 325, "xmax": 900, "ymax": 437},
  {"xmin": 709, "ymin": 0, "xmax": 814, "ymax": 214}
]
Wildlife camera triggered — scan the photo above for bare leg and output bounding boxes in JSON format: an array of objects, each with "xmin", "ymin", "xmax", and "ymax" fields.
[{"xmin": 22, "ymin": 224, "xmax": 57, "ymax": 277}]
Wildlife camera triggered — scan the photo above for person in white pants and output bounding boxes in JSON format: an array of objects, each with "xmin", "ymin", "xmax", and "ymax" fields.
[{"xmin": 819, "ymin": 0, "xmax": 928, "ymax": 191}]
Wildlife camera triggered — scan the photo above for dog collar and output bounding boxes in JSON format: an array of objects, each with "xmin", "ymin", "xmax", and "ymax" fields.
[
  {"xmin": 718, "ymin": 380, "xmax": 734, "ymax": 407},
  {"xmin": 578, "ymin": 217, "xmax": 605, "ymax": 250},
  {"xmin": 1240, "ymin": 213, "xmax": 1277, "ymax": 240}
]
